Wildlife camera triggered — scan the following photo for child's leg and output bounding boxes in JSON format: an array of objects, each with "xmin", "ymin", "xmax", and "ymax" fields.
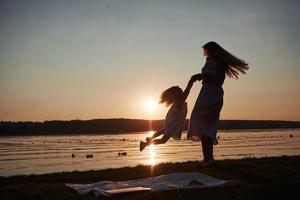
[
  {"xmin": 152, "ymin": 135, "xmax": 170, "ymax": 145},
  {"xmin": 146, "ymin": 130, "xmax": 164, "ymax": 142},
  {"xmin": 150, "ymin": 130, "xmax": 164, "ymax": 139},
  {"xmin": 140, "ymin": 131, "xmax": 167, "ymax": 152}
]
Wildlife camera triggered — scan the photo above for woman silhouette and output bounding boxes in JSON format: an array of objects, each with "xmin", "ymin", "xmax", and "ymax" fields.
[{"xmin": 188, "ymin": 41, "xmax": 249, "ymax": 166}]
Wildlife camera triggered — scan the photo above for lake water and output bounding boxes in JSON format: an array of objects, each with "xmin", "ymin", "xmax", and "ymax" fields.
[{"xmin": 0, "ymin": 129, "xmax": 300, "ymax": 176}]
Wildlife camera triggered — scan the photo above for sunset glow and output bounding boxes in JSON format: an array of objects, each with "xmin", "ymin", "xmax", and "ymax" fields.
[
  {"xmin": 143, "ymin": 98, "xmax": 158, "ymax": 114},
  {"xmin": 0, "ymin": 1, "xmax": 299, "ymax": 121},
  {"xmin": 0, "ymin": 1, "xmax": 300, "ymax": 198}
]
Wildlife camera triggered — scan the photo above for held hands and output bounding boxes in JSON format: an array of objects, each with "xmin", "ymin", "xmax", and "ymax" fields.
[
  {"xmin": 183, "ymin": 73, "xmax": 201, "ymax": 101},
  {"xmin": 190, "ymin": 73, "xmax": 202, "ymax": 83}
]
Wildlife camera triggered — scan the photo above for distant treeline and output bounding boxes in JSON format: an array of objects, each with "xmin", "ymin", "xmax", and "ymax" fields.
[{"xmin": 0, "ymin": 119, "xmax": 300, "ymax": 136}]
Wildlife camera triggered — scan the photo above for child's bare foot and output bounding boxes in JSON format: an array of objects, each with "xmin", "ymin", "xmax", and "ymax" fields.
[{"xmin": 139, "ymin": 141, "xmax": 147, "ymax": 152}]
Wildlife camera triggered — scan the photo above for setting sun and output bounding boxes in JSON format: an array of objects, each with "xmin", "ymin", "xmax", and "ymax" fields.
[{"xmin": 143, "ymin": 98, "xmax": 158, "ymax": 113}]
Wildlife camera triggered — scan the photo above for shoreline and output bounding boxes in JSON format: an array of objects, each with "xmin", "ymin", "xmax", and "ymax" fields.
[
  {"xmin": 1, "ymin": 127, "xmax": 300, "ymax": 137},
  {"xmin": 1, "ymin": 155, "xmax": 299, "ymax": 199},
  {"xmin": 1, "ymin": 154, "xmax": 299, "ymax": 178},
  {"xmin": 2, "ymin": 119, "xmax": 300, "ymax": 136}
]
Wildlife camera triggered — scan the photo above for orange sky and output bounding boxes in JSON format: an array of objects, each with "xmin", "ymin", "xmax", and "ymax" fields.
[{"xmin": 0, "ymin": 0, "xmax": 299, "ymax": 121}]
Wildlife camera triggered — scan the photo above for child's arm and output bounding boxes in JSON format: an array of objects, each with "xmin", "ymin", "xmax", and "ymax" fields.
[
  {"xmin": 182, "ymin": 76, "xmax": 197, "ymax": 101},
  {"xmin": 176, "ymin": 75, "xmax": 199, "ymax": 109}
]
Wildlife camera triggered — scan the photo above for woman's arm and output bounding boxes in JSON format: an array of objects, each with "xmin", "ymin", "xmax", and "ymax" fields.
[{"xmin": 190, "ymin": 73, "xmax": 202, "ymax": 81}]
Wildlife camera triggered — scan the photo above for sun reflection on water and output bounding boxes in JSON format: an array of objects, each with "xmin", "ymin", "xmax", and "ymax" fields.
[
  {"xmin": 149, "ymin": 144, "xmax": 156, "ymax": 166},
  {"xmin": 149, "ymin": 144, "xmax": 156, "ymax": 175},
  {"xmin": 148, "ymin": 131, "xmax": 155, "ymax": 137}
]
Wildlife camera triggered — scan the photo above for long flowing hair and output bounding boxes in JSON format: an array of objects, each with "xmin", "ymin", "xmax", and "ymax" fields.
[
  {"xmin": 203, "ymin": 41, "xmax": 249, "ymax": 79},
  {"xmin": 160, "ymin": 86, "xmax": 183, "ymax": 106}
]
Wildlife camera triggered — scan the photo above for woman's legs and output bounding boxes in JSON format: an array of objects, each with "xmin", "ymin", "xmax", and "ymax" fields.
[
  {"xmin": 201, "ymin": 136, "xmax": 214, "ymax": 161},
  {"xmin": 201, "ymin": 115, "xmax": 217, "ymax": 161}
]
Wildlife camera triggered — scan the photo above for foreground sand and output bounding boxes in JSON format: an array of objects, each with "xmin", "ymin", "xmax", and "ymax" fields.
[{"xmin": 1, "ymin": 155, "xmax": 299, "ymax": 200}]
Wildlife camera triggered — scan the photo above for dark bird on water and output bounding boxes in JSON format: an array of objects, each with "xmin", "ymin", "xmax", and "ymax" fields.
[
  {"xmin": 86, "ymin": 154, "xmax": 93, "ymax": 158},
  {"xmin": 118, "ymin": 152, "xmax": 127, "ymax": 156}
]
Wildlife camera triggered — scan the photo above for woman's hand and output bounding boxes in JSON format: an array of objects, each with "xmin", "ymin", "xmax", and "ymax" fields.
[
  {"xmin": 182, "ymin": 74, "xmax": 202, "ymax": 104},
  {"xmin": 190, "ymin": 73, "xmax": 202, "ymax": 83}
]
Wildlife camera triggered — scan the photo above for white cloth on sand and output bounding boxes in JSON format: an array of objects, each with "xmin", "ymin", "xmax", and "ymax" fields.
[{"xmin": 66, "ymin": 172, "xmax": 230, "ymax": 196}]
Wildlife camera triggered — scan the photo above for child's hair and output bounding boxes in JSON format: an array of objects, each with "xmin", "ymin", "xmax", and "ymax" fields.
[{"xmin": 160, "ymin": 86, "xmax": 183, "ymax": 106}]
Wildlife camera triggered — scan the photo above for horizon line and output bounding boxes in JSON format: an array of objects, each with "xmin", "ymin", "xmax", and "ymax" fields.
[{"xmin": 1, "ymin": 118, "xmax": 300, "ymax": 123}]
